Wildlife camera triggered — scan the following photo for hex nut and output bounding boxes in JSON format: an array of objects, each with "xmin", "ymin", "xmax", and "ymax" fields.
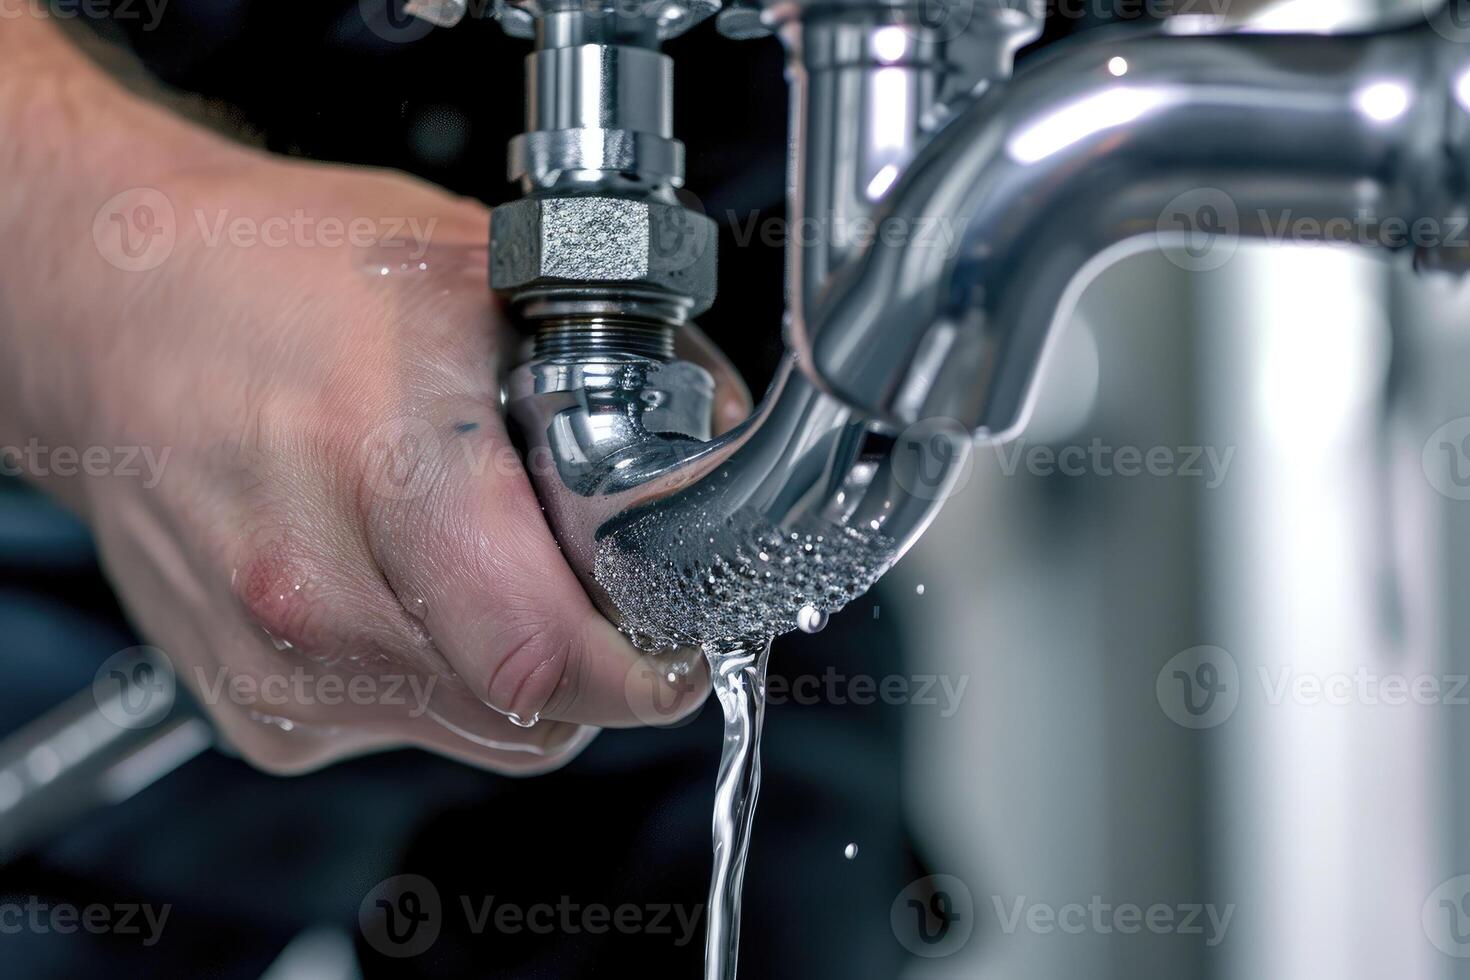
[{"xmin": 491, "ymin": 196, "xmax": 718, "ymax": 316}]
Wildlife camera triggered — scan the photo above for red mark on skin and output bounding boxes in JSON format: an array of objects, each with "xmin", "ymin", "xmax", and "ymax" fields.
[{"xmin": 235, "ymin": 538, "xmax": 317, "ymax": 651}]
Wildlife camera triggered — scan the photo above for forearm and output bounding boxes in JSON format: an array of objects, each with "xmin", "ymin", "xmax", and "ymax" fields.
[
  {"xmin": 0, "ymin": 13, "xmax": 241, "ymax": 461},
  {"xmin": 0, "ymin": 15, "xmax": 219, "ymax": 254}
]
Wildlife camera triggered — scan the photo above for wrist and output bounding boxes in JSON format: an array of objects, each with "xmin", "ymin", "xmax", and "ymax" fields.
[{"xmin": 0, "ymin": 15, "xmax": 254, "ymax": 466}]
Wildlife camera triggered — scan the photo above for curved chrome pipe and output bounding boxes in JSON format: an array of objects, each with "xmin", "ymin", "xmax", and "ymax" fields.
[
  {"xmin": 507, "ymin": 350, "xmax": 967, "ymax": 652},
  {"xmin": 797, "ymin": 16, "xmax": 1470, "ymax": 437},
  {"xmin": 505, "ymin": 9, "xmax": 997, "ymax": 652}
]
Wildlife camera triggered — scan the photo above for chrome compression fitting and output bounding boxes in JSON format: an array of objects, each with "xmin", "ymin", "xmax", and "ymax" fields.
[{"xmin": 488, "ymin": 0, "xmax": 720, "ymax": 353}]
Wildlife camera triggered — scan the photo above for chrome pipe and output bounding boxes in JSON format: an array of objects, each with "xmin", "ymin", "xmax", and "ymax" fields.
[
  {"xmin": 0, "ymin": 650, "xmax": 211, "ymax": 861},
  {"xmin": 504, "ymin": 7, "xmax": 1011, "ymax": 651},
  {"xmin": 797, "ymin": 15, "xmax": 1470, "ymax": 437}
]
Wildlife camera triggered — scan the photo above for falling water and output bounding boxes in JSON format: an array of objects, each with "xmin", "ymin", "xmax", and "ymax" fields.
[
  {"xmin": 593, "ymin": 505, "xmax": 900, "ymax": 978},
  {"xmin": 703, "ymin": 639, "xmax": 773, "ymax": 980}
]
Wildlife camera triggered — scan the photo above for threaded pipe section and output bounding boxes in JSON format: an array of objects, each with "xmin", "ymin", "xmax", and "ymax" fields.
[{"xmin": 534, "ymin": 316, "xmax": 677, "ymax": 360}]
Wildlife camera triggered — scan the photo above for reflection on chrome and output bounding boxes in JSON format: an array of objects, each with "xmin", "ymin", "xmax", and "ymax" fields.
[
  {"xmin": 798, "ymin": 13, "xmax": 1470, "ymax": 442},
  {"xmin": 1007, "ymin": 85, "xmax": 1175, "ymax": 164},
  {"xmin": 502, "ymin": 4, "xmax": 1470, "ymax": 651}
]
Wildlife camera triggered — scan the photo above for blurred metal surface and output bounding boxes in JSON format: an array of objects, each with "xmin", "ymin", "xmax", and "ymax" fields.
[
  {"xmin": 898, "ymin": 4, "xmax": 1455, "ymax": 979},
  {"xmin": 0, "ymin": 649, "xmax": 211, "ymax": 863}
]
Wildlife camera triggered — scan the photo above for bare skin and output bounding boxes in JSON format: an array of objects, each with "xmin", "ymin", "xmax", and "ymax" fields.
[{"xmin": 0, "ymin": 14, "xmax": 748, "ymax": 773}]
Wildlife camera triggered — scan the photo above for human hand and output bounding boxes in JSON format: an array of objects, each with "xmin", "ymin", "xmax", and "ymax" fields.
[{"xmin": 14, "ymin": 151, "xmax": 747, "ymax": 773}]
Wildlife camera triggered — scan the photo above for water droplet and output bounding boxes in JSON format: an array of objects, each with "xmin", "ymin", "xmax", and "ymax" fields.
[
  {"xmin": 379, "ymin": 266, "xmax": 391, "ymax": 277},
  {"xmin": 915, "ymin": 583, "xmax": 926, "ymax": 596},
  {"xmin": 797, "ymin": 605, "xmax": 829, "ymax": 634},
  {"xmin": 844, "ymin": 842, "xmax": 859, "ymax": 860},
  {"xmin": 249, "ymin": 711, "xmax": 296, "ymax": 733},
  {"xmin": 404, "ymin": 596, "xmax": 429, "ymax": 621},
  {"xmin": 262, "ymin": 628, "xmax": 294, "ymax": 652},
  {"xmin": 507, "ymin": 711, "xmax": 540, "ymax": 728}
]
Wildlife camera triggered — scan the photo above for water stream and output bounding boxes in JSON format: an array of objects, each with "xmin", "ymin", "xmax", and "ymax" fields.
[
  {"xmin": 594, "ymin": 505, "xmax": 882, "ymax": 978},
  {"xmin": 702, "ymin": 639, "xmax": 773, "ymax": 980}
]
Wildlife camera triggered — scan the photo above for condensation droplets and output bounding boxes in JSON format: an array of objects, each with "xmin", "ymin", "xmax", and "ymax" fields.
[{"xmin": 592, "ymin": 497, "xmax": 897, "ymax": 651}]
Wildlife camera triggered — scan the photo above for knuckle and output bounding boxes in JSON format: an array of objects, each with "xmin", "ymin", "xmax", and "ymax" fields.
[{"xmin": 231, "ymin": 536, "xmax": 334, "ymax": 653}]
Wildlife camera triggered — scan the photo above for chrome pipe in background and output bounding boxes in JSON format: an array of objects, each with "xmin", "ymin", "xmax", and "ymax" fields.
[
  {"xmin": 0, "ymin": 648, "xmax": 211, "ymax": 862},
  {"xmin": 798, "ymin": 12, "xmax": 1470, "ymax": 436},
  {"xmin": 895, "ymin": 5, "xmax": 1453, "ymax": 979}
]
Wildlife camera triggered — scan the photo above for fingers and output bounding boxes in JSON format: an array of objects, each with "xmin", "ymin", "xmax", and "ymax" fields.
[
  {"xmin": 364, "ymin": 409, "xmax": 710, "ymax": 729},
  {"xmin": 676, "ymin": 324, "xmax": 754, "ymax": 435},
  {"xmin": 203, "ymin": 678, "xmax": 599, "ymax": 776},
  {"xmin": 205, "ymin": 487, "xmax": 607, "ymax": 770},
  {"xmin": 399, "ymin": 700, "xmax": 601, "ymax": 775},
  {"xmin": 190, "ymin": 583, "xmax": 602, "ymax": 775}
]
